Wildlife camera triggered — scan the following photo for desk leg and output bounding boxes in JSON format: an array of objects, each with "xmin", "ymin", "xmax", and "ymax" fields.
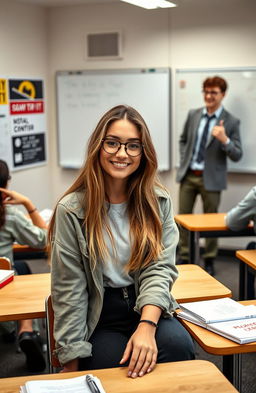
[
  {"xmin": 239, "ymin": 261, "xmax": 246, "ymax": 300},
  {"xmin": 189, "ymin": 231, "xmax": 200, "ymax": 264},
  {"xmin": 223, "ymin": 354, "xmax": 242, "ymax": 392}
]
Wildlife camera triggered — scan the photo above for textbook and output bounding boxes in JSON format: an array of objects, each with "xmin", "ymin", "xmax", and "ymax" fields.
[
  {"xmin": 0, "ymin": 269, "xmax": 14, "ymax": 289},
  {"xmin": 177, "ymin": 298, "xmax": 256, "ymax": 344},
  {"xmin": 20, "ymin": 374, "xmax": 106, "ymax": 393}
]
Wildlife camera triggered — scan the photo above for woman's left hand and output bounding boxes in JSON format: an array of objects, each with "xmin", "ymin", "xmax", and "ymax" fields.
[{"xmin": 120, "ymin": 323, "xmax": 158, "ymax": 378}]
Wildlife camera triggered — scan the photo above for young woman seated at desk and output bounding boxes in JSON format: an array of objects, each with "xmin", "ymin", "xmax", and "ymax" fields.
[{"xmin": 49, "ymin": 105, "xmax": 195, "ymax": 378}]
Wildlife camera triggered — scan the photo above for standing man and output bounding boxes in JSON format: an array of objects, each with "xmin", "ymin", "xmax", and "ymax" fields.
[{"xmin": 176, "ymin": 76, "xmax": 242, "ymax": 275}]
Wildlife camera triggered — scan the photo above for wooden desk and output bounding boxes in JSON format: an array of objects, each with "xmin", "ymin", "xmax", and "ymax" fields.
[
  {"xmin": 0, "ymin": 360, "xmax": 238, "ymax": 393},
  {"xmin": 0, "ymin": 273, "xmax": 50, "ymax": 321},
  {"xmin": 174, "ymin": 264, "xmax": 231, "ymax": 302},
  {"xmin": 13, "ymin": 244, "xmax": 48, "ymax": 260},
  {"xmin": 178, "ymin": 300, "xmax": 256, "ymax": 391},
  {"xmin": 175, "ymin": 213, "xmax": 254, "ymax": 264},
  {"xmin": 0, "ymin": 266, "xmax": 231, "ymax": 322},
  {"xmin": 236, "ymin": 249, "xmax": 256, "ymax": 300}
]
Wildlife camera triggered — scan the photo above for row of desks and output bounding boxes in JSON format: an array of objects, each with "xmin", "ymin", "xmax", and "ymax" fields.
[
  {"xmin": 175, "ymin": 213, "xmax": 255, "ymax": 264},
  {"xmin": 0, "ymin": 264, "xmax": 231, "ymax": 322},
  {"xmin": 0, "ymin": 264, "xmax": 238, "ymax": 392},
  {"xmin": 5, "ymin": 225, "xmax": 255, "ymax": 392}
]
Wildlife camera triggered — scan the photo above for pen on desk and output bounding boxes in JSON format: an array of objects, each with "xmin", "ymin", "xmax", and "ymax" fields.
[{"xmin": 86, "ymin": 374, "xmax": 101, "ymax": 393}]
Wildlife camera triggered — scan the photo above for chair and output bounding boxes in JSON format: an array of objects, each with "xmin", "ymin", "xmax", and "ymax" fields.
[
  {"xmin": 45, "ymin": 294, "xmax": 61, "ymax": 372},
  {"xmin": 0, "ymin": 256, "xmax": 12, "ymax": 270}
]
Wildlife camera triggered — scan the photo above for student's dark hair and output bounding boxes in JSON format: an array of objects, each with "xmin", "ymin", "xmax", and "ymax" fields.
[
  {"xmin": 0, "ymin": 160, "xmax": 10, "ymax": 228},
  {"xmin": 203, "ymin": 76, "xmax": 228, "ymax": 93}
]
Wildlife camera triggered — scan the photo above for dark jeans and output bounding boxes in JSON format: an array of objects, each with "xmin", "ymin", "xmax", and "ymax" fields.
[
  {"xmin": 14, "ymin": 260, "xmax": 31, "ymax": 275},
  {"xmin": 79, "ymin": 285, "xmax": 195, "ymax": 370}
]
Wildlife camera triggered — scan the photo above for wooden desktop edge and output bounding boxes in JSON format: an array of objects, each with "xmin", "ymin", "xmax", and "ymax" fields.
[{"xmin": 0, "ymin": 360, "xmax": 238, "ymax": 393}]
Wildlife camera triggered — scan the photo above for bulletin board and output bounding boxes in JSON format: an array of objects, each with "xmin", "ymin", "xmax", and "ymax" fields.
[{"xmin": 0, "ymin": 77, "xmax": 46, "ymax": 171}]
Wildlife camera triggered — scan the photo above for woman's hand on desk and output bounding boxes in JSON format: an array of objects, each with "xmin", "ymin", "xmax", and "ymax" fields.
[{"xmin": 120, "ymin": 323, "xmax": 158, "ymax": 378}]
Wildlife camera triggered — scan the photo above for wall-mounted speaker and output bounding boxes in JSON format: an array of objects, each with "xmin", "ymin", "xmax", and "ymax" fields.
[{"xmin": 86, "ymin": 31, "xmax": 122, "ymax": 60}]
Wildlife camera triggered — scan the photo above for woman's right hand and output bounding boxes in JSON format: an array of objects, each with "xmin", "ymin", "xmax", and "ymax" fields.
[
  {"xmin": 0, "ymin": 188, "xmax": 29, "ymax": 206},
  {"xmin": 61, "ymin": 358, "xmax": 79, "ymax": 373}
]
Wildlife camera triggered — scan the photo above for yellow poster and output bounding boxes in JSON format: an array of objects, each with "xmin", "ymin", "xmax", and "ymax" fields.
[{"xmin": 0, "ymin": 79, "xmax": 8, "ymax": 105}]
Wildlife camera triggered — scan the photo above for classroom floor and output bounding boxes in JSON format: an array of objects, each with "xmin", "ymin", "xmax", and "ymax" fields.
[{"xmin": 0, "ymin": 255, "xmax": 255, "ymax": 392}]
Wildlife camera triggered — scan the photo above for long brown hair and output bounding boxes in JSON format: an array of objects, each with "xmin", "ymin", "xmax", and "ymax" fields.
[
  {"xmin": 48, "ymin": 105, "xmax": 167, "ymax": 271},
  {"xmin": 0, "ymin": 160, "xmax": 10, "ymax": 229}
]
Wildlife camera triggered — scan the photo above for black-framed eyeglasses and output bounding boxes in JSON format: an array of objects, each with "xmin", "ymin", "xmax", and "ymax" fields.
[
  {"xmin": 202, "ymin": 90, "xmax": 222, "ymax": 96},
  {"xmin": 102, "ymin": 138, "xmax": 143, "ymax": 157}
]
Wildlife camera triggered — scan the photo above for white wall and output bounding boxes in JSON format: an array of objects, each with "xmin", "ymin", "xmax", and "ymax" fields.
[
  {"xmin": 0, "ymin": 0, "xmax": 51, "ymax": 209},
  {"xmin": 48, "ymin": 0, "xmax": 256, "ymax": 248},
  {"xmin": 1, "ymin": 0, "xmax": 255, "ymax": 248}
]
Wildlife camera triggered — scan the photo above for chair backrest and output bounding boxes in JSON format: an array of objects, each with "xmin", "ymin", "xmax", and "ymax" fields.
[
  {"xmin": 45, "ymin": 294, "xmax": 61, "ymax": 372},
  {"xmin": 0, "ymin": 257, "xmax": 12, "ymax": 270}
]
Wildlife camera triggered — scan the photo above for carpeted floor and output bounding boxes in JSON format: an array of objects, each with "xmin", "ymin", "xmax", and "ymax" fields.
[{"xmin": 0, "ymin": 254, "xmax": 255, "ymax": 392}]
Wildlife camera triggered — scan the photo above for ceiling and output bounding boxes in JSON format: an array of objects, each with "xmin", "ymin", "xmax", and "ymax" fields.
[
  {"xmin": 13, "ymin": 0, "xmax": 189, "ymax": 7},
  {"xmin": 14, "ymin": 0, "xmax": 119, "ymax": 6}
]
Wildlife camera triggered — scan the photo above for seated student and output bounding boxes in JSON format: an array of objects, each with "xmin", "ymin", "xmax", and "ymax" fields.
[
  {"xmin": 49, "ymin": 105, "xmax": 195, "ymax": 377},
  {"xmin": 0, "ymin": 159, "xmax": 47, "ymax": 372},
  {"xmin": 226, "ymin": 185, "xmax": 256, "ymax": 299}
]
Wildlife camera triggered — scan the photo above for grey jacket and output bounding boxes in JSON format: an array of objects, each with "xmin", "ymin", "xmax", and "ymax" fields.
[
  {"xmin": 226, "ymin": 186, "xmax": 256, "ymax": 233},
  {"xmin": 176, "ymin": 108, "xmax": 242, "ymax": 191},
  {"xmin": 51, "ymin": 188, "xmax": 179, "ymax": 365}
]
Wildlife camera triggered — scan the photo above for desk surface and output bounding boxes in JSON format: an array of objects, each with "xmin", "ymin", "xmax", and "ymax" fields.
[
  {"xmin": 178, "ymin": 300, "xmax": 256, "ymax": 355},
  {"xmin": 13, "ymin": 244, "xmax": 48, "ymax": 253},
  {"xmin": 0, "ymin": 360, "xmax": 238, "ymax": 393},
  {"xmin": 236, "ymin": 249, "xmax": 256, "ymax": 270},
  {"xmin": 175, "ymin": 212, "xmax": 253, "ymax": 232},
  {"xmin": 0, "ymin": 266, "xmax": 231, "ymax": 322},
  {"xmin": 0, "ymin": 273, "xmax": 50, "ymax": 321},
  {"xmin": 175, "ymin": 213, "xmax": 228, "ymax": 231},
  {"xmin": 174, "ymin": 264, "xmax": 231, "ymax": 302}
]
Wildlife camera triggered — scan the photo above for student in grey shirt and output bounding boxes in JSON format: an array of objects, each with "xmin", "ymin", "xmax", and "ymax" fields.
[
  {"xmin": 226, "ymin": 185, "xmax": 256, "ymax": 298},
  {"xmin": 226, "ymin": 185, "xmax": 256, "ymax": 232},
  {"xmin": 0, "ymin": 159, "xmax": 47, "ymax": 371}
]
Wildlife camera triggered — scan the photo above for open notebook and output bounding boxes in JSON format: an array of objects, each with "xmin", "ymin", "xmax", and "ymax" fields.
[{"xmin": 177, "ymin": 298, "xmax": 256, "ymax": 344}]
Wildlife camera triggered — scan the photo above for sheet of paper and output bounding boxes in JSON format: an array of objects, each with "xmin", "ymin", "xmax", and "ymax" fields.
[{"xmin": 21, "ymin": 374, "xmax": 106, "ymax": 393}]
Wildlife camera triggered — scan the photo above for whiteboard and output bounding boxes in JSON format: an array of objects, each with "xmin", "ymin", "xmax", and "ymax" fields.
[
  {"xmin": 56, "ymin": 69, "xmax": 170, "ymax": 170},
  {"xmin": 175, "ymin": 68, "xmax": 256, "ymax": 173}
]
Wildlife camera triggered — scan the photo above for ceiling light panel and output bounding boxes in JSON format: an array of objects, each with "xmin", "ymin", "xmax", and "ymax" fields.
[{"xmin": 121, "ymin": 0, "xmax": 177, "ymax": 10}]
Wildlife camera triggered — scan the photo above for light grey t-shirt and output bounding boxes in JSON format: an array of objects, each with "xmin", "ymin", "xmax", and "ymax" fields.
[{"xmin": 102, "ymin": 202, "xmax": 134, "ymax": 288}]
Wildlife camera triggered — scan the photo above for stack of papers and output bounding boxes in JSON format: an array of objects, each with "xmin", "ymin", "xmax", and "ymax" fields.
[
  {"xmin": 177, "ymin": 298, "xmax": 256, "ymax": 344},
  {"xmin": 20, "ymin": 374, "xmax": 106, "ymax": 393},
  {"xmin": 0, "ymin": 269, "xmax": 14, "ymax": 289}
]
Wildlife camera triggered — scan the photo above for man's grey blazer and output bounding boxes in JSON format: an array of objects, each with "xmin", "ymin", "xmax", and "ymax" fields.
[{"xmin": 176, "ymin": 107, "xmax": 242, "ymax": 191}]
